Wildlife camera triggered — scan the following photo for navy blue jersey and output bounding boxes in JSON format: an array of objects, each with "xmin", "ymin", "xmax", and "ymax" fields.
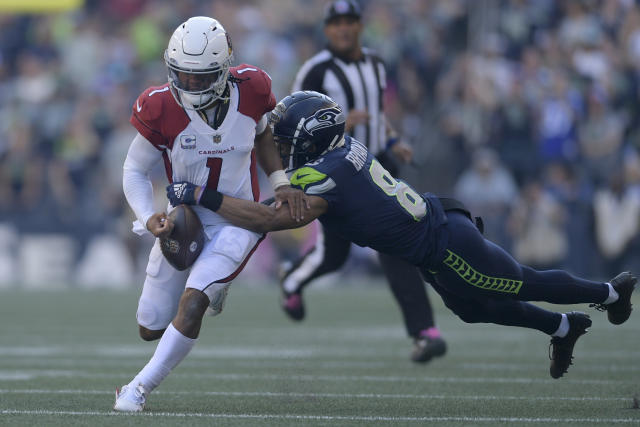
[{"xmin": 290, "ymin": 137, "xmax": 447, "ymax": 266}]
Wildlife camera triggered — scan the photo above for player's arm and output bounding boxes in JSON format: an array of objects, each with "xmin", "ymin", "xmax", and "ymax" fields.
[
  {"xmin": 216, "ymin": 193, "xmax": 328, "ymax": 234},
  {"xmin": 122, "ymin": 133, "xmax": 173, "ymax": 237},
  {"xmin": 254, "ymin": 123, "xmax": 310, "ymax": 221}
]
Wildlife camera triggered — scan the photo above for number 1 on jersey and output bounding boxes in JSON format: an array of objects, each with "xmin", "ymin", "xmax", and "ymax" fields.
[{"xmin": 206, "ymin": 157, "xmax": 223, "ymax": 190}]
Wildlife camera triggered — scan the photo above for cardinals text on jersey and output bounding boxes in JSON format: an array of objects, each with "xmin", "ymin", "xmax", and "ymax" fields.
[{"xmin": 130, "ymin": 64, "xmax": 276, "ymax": 229}]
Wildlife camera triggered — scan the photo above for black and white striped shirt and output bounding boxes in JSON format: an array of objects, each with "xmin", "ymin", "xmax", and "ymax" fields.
[{"xmin": 292, "ymin": 47, "xmax": 388, "ymax": 156}]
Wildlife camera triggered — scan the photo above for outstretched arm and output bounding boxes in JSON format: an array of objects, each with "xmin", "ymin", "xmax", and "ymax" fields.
[{"xmin": 216, "ymin": 193, "xmax": 328, "ymax": 234}]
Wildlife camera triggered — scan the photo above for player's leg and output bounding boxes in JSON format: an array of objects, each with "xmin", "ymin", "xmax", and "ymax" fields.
[
  {"xmin": 432, "ymin": 211, "xmax": 635, "ymax": 377},
  {"xmin": 518, "ymin": 267, "xmax": 636, "ymax": 324},
  {"xmin": 429, "ymin": 276, "xmax": 591, "ymax": 378},
  {"xmin": 378, "ymin": 253, "xmax": 446, "ymax": 363},
  {"xmin": 437, "ymin": 211, "xmax": 635, "ymax": 318},
  {"xmin": 114, "ymin": 240, "xmax": 189, "ymax": 411},
  {"xmin": 115, "ymin": 226, "xmax": 262, "ymax": 411},
  {"xmin": 280, "ymin": 222, "xmax": 351, "ymax": 320},
  {"xmin": 135, "ymin": 240, "xmax": 189, "ymax": 340},
  {"xmin": 436, "ymin": 211, "xmax": 622, "ymax": 308}
]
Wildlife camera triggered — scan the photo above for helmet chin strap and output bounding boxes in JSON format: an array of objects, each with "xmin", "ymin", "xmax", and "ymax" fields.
[
  {"xmin": 181, "ymin": 92, "xmax": 214, "ymax": 110},
  {"xmin": 323, "ymin": 135, "xmax": 345, "ymax": 155},
  {"xmin": 169, "ymin": 80, "xmax": 231, "ymax": 111}
]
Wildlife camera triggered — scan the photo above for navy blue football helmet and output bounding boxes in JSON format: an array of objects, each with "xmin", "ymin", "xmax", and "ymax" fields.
[{"xmin": 269, "ymin": 91, "xmax": 346, "ymax": 171}]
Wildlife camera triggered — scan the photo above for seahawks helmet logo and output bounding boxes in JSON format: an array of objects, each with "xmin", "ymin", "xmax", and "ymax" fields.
[{"xmin": 303, "ymin": 107, "xmax": 344, "ymax": 135}]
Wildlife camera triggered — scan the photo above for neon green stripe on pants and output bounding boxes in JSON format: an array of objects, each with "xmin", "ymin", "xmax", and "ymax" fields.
[{"xmin": 442, "ymin": 249, "xmax": 523, "ymax": 294}]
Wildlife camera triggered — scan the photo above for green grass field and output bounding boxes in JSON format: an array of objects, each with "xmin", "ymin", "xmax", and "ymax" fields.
[{"xmin": 0, "ymin": 282, "xmax": 638, "ymax": 426}]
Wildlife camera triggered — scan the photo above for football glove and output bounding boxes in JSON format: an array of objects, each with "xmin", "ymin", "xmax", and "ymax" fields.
[{"xmin": 166, "ymin": 181, "xmax": 198, "ymax": 206}]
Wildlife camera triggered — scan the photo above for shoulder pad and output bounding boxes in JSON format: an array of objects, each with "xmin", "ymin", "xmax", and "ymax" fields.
[
  {"xmin": 231, "ymin": 64, "xmax": 272, "ymax": 96},
  {"xmin": 231, "ymin": 64, "xmax": 276, "ymax": 121},
  {"xmin": 133, "ymin": 84, "xmax": 172, "ymax": 123},
  {"xmin": 290, "ymin": 166, "xmax": 336, "ymax": 195},
  {"xmin": 129, "ymin": 84, "xmax": 187, "ymax": 150}
]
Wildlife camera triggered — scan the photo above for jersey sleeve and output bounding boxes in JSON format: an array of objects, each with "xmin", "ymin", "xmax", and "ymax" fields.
[
  {"xmin": 129, "ymin": 86, "xmax": 168, "ymax": 150},
  {"xmin": 290, "ymin": 166, "xmax": 339, "ymax": 206},
  {"xmin": 129, "ymin": 84, "xmax": 188, "ymax": 151},
  {"xmin": 232, "ymin": 64, "xmax": 277, "ymax": 122}
]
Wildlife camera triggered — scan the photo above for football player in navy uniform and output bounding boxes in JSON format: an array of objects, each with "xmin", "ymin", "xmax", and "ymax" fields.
[{"xmin": 167, "ymin": 91, "xmax": 637, "ymax": 379}]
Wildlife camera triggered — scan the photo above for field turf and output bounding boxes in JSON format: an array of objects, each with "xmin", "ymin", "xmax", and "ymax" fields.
[{"xmin": 0, "ymin": 282, "xmax": 638, "ymax": 426}]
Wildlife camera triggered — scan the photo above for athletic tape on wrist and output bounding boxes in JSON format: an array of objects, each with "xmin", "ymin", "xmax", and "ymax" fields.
[{"xmin": 268, "ymin": 170, "xmax": 290, "ymax": 190}]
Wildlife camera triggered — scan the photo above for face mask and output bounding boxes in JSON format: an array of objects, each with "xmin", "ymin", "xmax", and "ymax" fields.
[{"xmin": 181, "ymin": 92, "xmax": 213, "ymax": 108}]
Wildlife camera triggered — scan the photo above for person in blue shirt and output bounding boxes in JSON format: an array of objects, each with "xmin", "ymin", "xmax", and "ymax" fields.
[{"xmin": 166, "ymin": 91, "xmax": 637, "ymax": 379}]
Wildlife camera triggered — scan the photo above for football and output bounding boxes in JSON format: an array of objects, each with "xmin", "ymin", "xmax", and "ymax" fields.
[{"xmin": 160, "ymin": 204, "xmax": 205, "ymax": 271}]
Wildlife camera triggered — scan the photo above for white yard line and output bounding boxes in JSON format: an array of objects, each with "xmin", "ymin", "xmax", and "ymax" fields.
[
  {"xmin": 3, "ymin": 356, "xmax": 640, "ymax": 373},
  {"xmin": 0, "ymin": 409, "xmax": 638, "ymax": 423},
  {"xmin": 0, "ymin": 345, "xmax": 638, "ymax": 360},
  {"xmin": 0, "ymin": 388, "xmax": 633, "ymax": 402},
  {"xmin": 0, "ymin": 370, "xmax": 634, "ymax": 384}
]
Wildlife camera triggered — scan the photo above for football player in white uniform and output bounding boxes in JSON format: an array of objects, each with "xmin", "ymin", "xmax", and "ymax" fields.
[{"xmin": 115, "ymin": 16, "xmax": 307, "ymax": 411}]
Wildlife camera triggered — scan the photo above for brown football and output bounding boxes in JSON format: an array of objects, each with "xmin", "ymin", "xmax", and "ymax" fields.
[{"xmin": 160, "ymin": 204, "xmax": 205, "ymax": 271}]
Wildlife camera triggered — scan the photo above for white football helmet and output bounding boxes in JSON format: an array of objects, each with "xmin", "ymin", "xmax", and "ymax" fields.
[{"xmin": 164, "ymin": 16, "xmax": 233, "ymax": 110}]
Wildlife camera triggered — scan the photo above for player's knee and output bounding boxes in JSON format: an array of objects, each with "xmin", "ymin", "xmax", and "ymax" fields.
[
  {"xmin": 440, "ymin": 298, "xmax": 486, "ymax": 323},
  {"xmin": 138, "ymin": 325, "xmax": 165, "ymax": 341},
  {"xmin": 456, "ymin": 311, "xmax": 484, "ymax": 324},
  {"xmin": 450, "ymin": 303, "xmax": 488, "ymax": 323},
  {"xmin": 173, "ymin": 288, "xmax": 209, "ymax": 336}
]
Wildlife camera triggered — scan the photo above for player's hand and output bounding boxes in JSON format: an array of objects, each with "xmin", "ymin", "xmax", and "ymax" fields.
[
  {"xmin": 274, "ymin": 185, "xmax": 311, "ymax": 222},
  {"xmin": 391, "ymin": 140, "xmax": 413, "ymax": 164},
  {"xmin": 345, "ymin": 109, "xmax": 370, "ymax": 132},
  {"xmin": 166, "ymin": 181, "xmax": 198, "ymax": 206},
  {"xmin": 146, "ymin": 212, "xmax": 174, "ymax": 238}
]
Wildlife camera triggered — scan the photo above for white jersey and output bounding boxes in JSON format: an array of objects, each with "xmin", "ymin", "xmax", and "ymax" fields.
[{"xmin": 128, "ymin": 64, "xmax": 275, "ymax": 232}]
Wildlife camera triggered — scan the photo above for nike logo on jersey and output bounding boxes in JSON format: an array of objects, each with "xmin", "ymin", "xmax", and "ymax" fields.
[
  {"xmin": 136, "ymin": 99, "xmax": 142, "ymax": 112},
  {"xmin": 296, "ymin": 174, "xmax": 310, "ymax": 179}
]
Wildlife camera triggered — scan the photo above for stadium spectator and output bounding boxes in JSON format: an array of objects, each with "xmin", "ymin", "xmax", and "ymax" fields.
[
  {"xmin": 454, "ymin": 147, "xmax": 518, "ymax": 247},
  {"xmin": 1, "ymin": 0, "xmax": 640, "ymax": 285},
  {"xmin": 593, "ymin": 153, "xmax": 640, "ymax": 277},
  {"xmin": 508, "ymin": 179, "xmax": 568, "ymax": 270}
]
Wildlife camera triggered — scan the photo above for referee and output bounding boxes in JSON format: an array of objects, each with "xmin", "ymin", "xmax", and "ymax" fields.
[{"xmin": 280, "ymin": 0, "xmax": 446, "ymax": 363}]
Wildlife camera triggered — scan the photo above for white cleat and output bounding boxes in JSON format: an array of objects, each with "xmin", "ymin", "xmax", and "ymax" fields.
[
  {"xmin": 205, "ymin": 282, "xmax": 230, "ymax": 317},
  {"xmin": 113, "ymin": 383, "xmax": 146, "ymax": 412}
]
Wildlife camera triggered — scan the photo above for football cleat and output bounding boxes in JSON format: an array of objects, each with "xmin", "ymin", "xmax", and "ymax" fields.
[
  {"xmin": 281, "ymin": 292, "xmax": 305, "ymax": 321},
  {"xmin": 590, "ymin": 272, "xmax": 637, "ymax": 325},
  {"xmin": 411, "ymin": 336, "xmax": 447, "ymax": 363},
  {"xmin": 549, "ymin": 312, "xmax": 592, "ymax": 379},
  {"xmin": 113, "ymin": 383, "xmax": 147, "ymax": 412},
  {"xmin": 205, "ymin": 283, "xmax": 230, "ymax": 317}
]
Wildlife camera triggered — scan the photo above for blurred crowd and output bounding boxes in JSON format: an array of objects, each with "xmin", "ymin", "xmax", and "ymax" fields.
[{"xmin": 1, "ymin": 0, "xmax": 639, "ymax": 284}]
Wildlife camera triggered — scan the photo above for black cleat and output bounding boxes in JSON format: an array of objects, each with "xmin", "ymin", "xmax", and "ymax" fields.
[
  {"xmin": 411, "ymin": 336, "xmax": 447, "ymax": 363},
  {"xmin": 281, "ymin": 292, "xmax": 305, "ymax": 321},
  {"xmin": 591, "ymin": 272, "xmax": 637, "ymax": 325},
  {"xmin": 549, "ymin": 312, "xmax": 592, "ymax": 379}
]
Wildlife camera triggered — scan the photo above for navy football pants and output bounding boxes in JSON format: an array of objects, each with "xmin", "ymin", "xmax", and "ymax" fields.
[{"xmin": 423, "ymin": 211, "xmax": 609, "ymax": 335}]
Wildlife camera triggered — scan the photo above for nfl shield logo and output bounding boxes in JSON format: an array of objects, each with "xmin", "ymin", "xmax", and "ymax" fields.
[
  {"xmin": 213, "ymin": 134, "xmax": 222, "ymax": 144},
  {"xmin": 180, "ymin": 135, "xmax": 196, "ymax": 149}
]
